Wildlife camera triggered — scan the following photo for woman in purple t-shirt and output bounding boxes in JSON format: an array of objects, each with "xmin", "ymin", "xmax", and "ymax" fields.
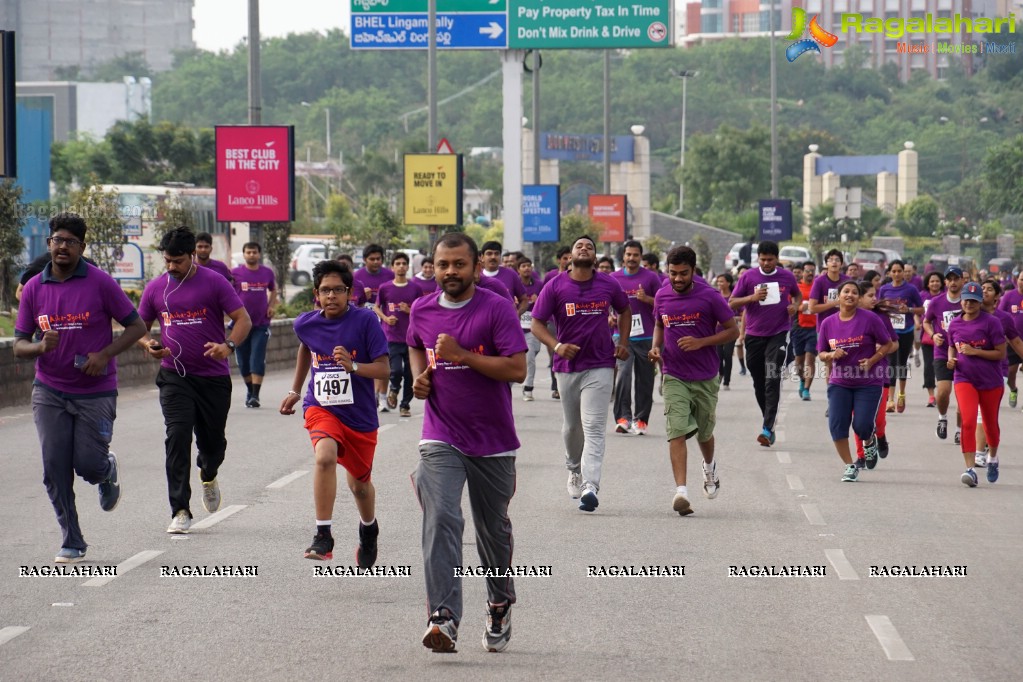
[
  {"xmin": 946, "ymin": 282, "xmax": 1006, "ymax": 488},
  {"xmin": 918, "ymin": 272, "xmax": 944, "ymax": 408},
  {"xmin": 816, "ymin": 281, "xmax": 898, "ymax": 483}
]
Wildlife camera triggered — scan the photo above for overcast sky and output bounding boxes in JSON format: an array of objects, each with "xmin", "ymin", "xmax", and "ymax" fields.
[{"xmin": 193, "ymin": 0, "xmax": 350, "ymax": 53}]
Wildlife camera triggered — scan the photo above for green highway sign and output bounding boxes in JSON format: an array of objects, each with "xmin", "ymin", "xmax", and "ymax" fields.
[
  {"xmin": 353, "ymin": 0, "xmax": 506, "ymax": 12},
  {"xmin": 508, "ymin": 1, "xmax": 672, "ymax": 49}
]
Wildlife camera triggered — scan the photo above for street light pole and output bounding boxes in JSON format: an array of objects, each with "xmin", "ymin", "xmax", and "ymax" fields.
[
  {"xmin": 325, "ymin": 109, "xmax": 331, "ymax": 162},
  {"xmin": 671, "ymin": 69, "xmax": 697, "ymax": 216}
]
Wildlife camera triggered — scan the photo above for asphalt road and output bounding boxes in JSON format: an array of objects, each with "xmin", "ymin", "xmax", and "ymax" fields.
[{"xmin": 1, "ymin": 359, "xmax": 1020, "ymax": 681}]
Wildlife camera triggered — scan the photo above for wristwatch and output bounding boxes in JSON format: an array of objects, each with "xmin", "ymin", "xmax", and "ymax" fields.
[
  {"xmin": 225, "ymin": 339, "xmax": 237, "ymax": 351},
  {"xmin": 351, "ymin": 361, "xmax": 359, "ymax": 374}
]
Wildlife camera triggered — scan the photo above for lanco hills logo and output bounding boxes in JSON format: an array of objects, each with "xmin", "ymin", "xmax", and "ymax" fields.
[{"xmin": 786, "ymin": 8, "xmax": 1016, "ymax": 62}]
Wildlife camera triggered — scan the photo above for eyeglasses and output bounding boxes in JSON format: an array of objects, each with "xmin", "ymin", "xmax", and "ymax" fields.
[
  {"xmin": 47, "ymin": 236, "xmax": 84, "ymax": 248},
  {"xmin": 317, "ymin": 286, "xmax": 349, "ymax": 297}
]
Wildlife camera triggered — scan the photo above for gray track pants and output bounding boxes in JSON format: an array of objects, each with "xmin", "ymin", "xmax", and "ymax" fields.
[{"xmin": 556, "ymin": 367, "xmax": 614, "ymax": 491}]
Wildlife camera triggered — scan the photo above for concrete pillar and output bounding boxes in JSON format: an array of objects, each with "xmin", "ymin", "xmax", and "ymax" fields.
[
  {"xmin": 897, "ymin": 143, "xmax": 918, "ymax": 207},
  {"xmin": 943, "ymin": 235, "xmax": 961, "ymax": 256},
  {"xmin": 997, "ymin": 234, "xmax": 1015, "ymax": 259},
  {"xmin": 876, "ymin": 171, "xmax": 897, "ymax": 216},
  {"xmin": 802, "ymin": 148, "xmax": 822, "ymax": 231},
  {"xmin": 821, "ymin": 172, "xmax": 841, "ymax": 211}
]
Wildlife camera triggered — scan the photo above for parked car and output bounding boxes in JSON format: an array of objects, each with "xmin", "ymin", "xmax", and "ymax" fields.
[
  {"xmin": 987, "ymin": 258, "xmax": 1015, "ymax": 275},
  {"xmin": 852, "ymin": 248, "xmax": 901, "ymax": 274},
  {"xmin": 724, "ymin": 242, "xmax": 758, "ymax": 271},
  {"xmin": 289, "ymin": 243, "xmax": 333, "ymax": 285},
  {"xmin": 778, "ymin": 245, "xmax": 813, "ymax": 267}
]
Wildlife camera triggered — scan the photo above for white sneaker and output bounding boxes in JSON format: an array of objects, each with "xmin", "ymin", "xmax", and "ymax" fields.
[
  {"xmin": 167, "ymin": 509, "xmax": 191, "ymax": 534},
  {"xmin": 523, "ymin": 390, "xmax": 534, "ymax": 402},
  {"xmin": 672, "ymin": 492, "xmax": 693, "ymax": 516},
  {"xmin": 201, "ymin": 477, "xmax": 221, "ymax": 513},
  {"xmin": 566, "ymin": 471, "xmax": 583, "ymax": 499},
  {"xmin": 975, "ymin": 450, "xmax": 988, "ymax": 468},
  {"xmin": 702, "ymin": 461, "xmax": 720, "ymax": 499}
]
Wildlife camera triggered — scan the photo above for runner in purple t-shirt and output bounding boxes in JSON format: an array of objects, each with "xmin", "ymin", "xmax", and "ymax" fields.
[
  {"xmin": 922, "ymin": 266, "xmax": 965, "ymax": 442},
  {"xmin": 516, "ymin": 256, "xmax": 545, "ymax": 402},
  {"xmin": 648, "ymin": 246, "xmax": 737, "ymax": 516},
  {"xmin": 374, "ymin": 252, "xmax": 423, "ymax": 416},
  {"xmin": 531, "ymin": 235, "xmax": 631, "ymax": 512},
  {"xmin": 997, "ymin": 271, "xmax": 1023, "ymax": 407},
  {"xmin": 947, "ymin": 282, "xmax": 1006, "ymax": 487},
  {"xmin": 280, "ymin": 259, "xmax": 390, "ymax": 567},
  {"xmin": 480, "ymin": 240, "xmax": 528, "ymax": 315},
  {"xmin": 729, "ymin": 241, "xmax": 802, "ymax": 447},
  {"xmin": 414, "ymin": 256, "xmax": 439, "ymax": 293},
  {"xmin": 231, "ymin": 242, "xmax": 278, "ymax": 408},
  {"xmin": 137, "ymin": 228, "xmax": 252, "ymax": 535},
  {"xmin": 353, "ymin": 244, "xmax": 395, "ymax": 411},
  {"xmin": 14, "ymin": 213, "xmax": 147, "ymax": 563},
  {"xmin": 406, "ymin": 233, "xmax": 526, "ymax": 654},
  {"xmin": 194, "ymin": 232, "xmax": 234, "ymax": 283},
  {"xmin": 976, "ymin": 279, "xmax": 1023, "ymax": 468}
]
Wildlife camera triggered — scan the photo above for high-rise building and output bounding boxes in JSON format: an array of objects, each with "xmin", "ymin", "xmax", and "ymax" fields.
[{"xmin": 0, "ymin": 0, "xmax": 194, "ymax": 81}]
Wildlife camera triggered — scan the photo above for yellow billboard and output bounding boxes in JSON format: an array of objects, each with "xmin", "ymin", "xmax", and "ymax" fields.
[{"xmin": 403, "ymin": 153, "xmax": 463, "ymax": 226}]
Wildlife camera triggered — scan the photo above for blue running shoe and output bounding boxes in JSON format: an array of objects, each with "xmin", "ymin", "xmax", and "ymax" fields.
[
  {"xmin": 987, "ymin": 461, "xmax": 999, "ymax": 483},
  {"xmin": 961, "ymin": 469, "xmax": 978, "ymax": 488},
  {"xmin": 757, "ymin": 428, "xmax": 773, "ymax": 447},
  {"xmin": 55, "ymin": 547, "xmax": 86, "ymax": 563},
  {"xmin": 579, "ymin": 485, "xmax": 599, "ymax": 512}
]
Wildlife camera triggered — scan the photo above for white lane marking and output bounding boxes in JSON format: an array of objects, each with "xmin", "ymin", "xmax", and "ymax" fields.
[
  {"xmin": 865, "ymin": 615, "xmax": 915, "ymax": 661},
  {"xmin": 82, "ymin": 549, "xmax": 165, "ymax": 587},
  {"xmin": 801, "ymin": 503, "xmax": 826, "ymax": 526},
  {"xmin": 0, "ymin": 626, "xmax": 30, "ymax": 646},
  {"xmin": 776, "ymin": 451, "xmax": 792, "ymax": 464},
  {"xmin": 51, "ymin": 603, "xmax": 73, "ymax": 607},
  {"xmin": 786, "ymin": 475, "xmax": 804, "ymax": 490},
  {"xmin": 266, "ymin": 470, "xmax": 309, "ymax": 489},
  {"xmin": 825, "ymin": 549, "xmax": 860, "ymax": 580},
  {"xmin": 378, "ymin": 424, "xmax": 396, "ymax": 434},
  {"xmin": 190, "ymin": 504, "xmax": 247, "ymax": 530}
]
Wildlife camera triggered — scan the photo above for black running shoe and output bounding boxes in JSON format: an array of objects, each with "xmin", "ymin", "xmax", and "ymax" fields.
[
  {"xmin": 936, "ymin": 419, "xmax": 947, "ymax": 440},
  {"xmin": 877, "ymin": 435, "xmax": 889, "ymax": 459},
  {"xmin": 357, "ymin": 520, "xmax": 379, "ymax": 569},
  {"xmin": 304, "ymin": 532, "xmax": 334, "ymax": 560}
]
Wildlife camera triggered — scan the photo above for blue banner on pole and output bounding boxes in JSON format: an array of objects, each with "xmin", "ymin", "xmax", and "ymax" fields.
[
  {"xmin": 522, "ymin": 184, "xmax": 560, "ymax": 242},
  {"xmin": 758, "ymin": 199, "xmax": 792, "ymax": 241}
]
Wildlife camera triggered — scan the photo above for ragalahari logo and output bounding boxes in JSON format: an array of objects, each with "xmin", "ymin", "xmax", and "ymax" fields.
[{"xmin": 786, "ymin": 7, "xmax": 839, "ymax": 62}]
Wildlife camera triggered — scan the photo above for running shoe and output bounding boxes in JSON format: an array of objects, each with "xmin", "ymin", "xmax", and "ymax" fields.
[
  {"xmin": 523, "ymin": 390, "xmax": 534, "ymax": 402},
  {"xmin": 914, "ymin": 352, "xmax": 921, "ymax": 368},
  {"xmin": 896, "ymin": 393, "xmax": 906, "ymax": 413},
  {"xmin": 702, "ymin": 461, "xmax": 720, "ymax": 499},
  {"xmin": 615, "ymin": 418, "xmax": 630, "ymax": 434},
  {"xmin": 579, "ymin": 485, "xmax": 599, "ymax": 512},
  {"xmin": 245, "ymin": 395, "xmax": 254, "ymax": 408},
  {"xmin": 378, "ymin": 403, "xmax": 390, "ymax": 413},
  {"xmin": 854, "ymin": 457, "xmax": 866, "ymax": 470},
  {"xmin": 936, "ymin": 419, "xmax": 948, "ymax": 440},
  {"xmin": 400, "ymin": 406, "xmax": 411, "ymax": 418},
  {"xmin": 886, "ymin": 400, "xmax": 896, "ymax": 414},
  {"xmin": 927, "ymin": 396, "xmax": 935, "ymax": 408},
  {"xmin": 974, "ymin": 450, "xmax": 988, "ymax": 468},
  {"xmin": 98, "ymin": 451, "xmax": 121, "ymax": 512},
  {"xmin": 483, "ymin": 603, "xmax": 512, "ymax": 653},
  {"xmin": 954, "ymin": 430, "xmax": 961, "ymax": 445},
  {"xmin": 672, "ymin": 492, "xmax": 694, "ymax": 516},
  {"xmin": 631, "ymin": 420, "xmax": 648, "ymax": 436},
  {"xmin": 356, "ymin": 520, "xmax": 379, "ymax": 569},
  {"xmin": 864, "ymin": 436, "xmax": 878, "ymax": 469},
  {"xmin": 201, "ymin": 477, "xmax": 221, "ymax": 513},
  {"xmin": 798, "ymin": 378, "xmax": 805, "ymax": 395},
  {"xmin": 249, "ymin": 397, "xmax": 261, "ymax": 409},
  {"xmin": 1010, "ymin": 390, "xmax": 1018, "ymax": 409},
  {"xmin": 55, "ymin": 547, "xmax": 86, "ymax": 564},
  {"xmin": 842, "ymin": 464, "xmax": 858, "ymax": 482},
  {"xmin": 801, "ymin": 389, "xmax": 811, "ymax": 401},
  {"xmin": 739, "ymin": 367, "xmax": 747, "ymax": 376},
  {"xmin": 987, "ymin": 460, "xmax": 999, "ymax": 483},
  {"xmin": 961, "ymin": 468, "xmax": 978, "ymax": 488},
  {"xmin": 552, "ymin": 390, "xmax": 560, "ymax": 400},
  {"xmin": 386, "ymin": 389, "xmax": 398, "ymax": 410},
  {"xmin": 722, "ymin": 384, "xmax": 730, "ymax": 391},
  {"xmin": 566, "ymin": 471, "xmax": 583, "ymax": 499},
  {"xmin": 423, "ymin": 611, "xmax": 458, "ymax": 653},
  {"xmin": 757, "ymin": 428, "xmax": 773, "ymax": 447},
  {"xmin": 304, "ymin": 532, "xmax": 334, "ymax": 560},
  {"xmin": 167, "ymin": 509, "xmax": 191, "ymax": 534},
  {"xmin": 877, "ymin": 435, "xmax": 889, "ymax": 459}
]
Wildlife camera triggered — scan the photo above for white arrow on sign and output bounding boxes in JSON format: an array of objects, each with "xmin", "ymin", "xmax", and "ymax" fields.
[{"xmin": 480, "ymin": 22, "xmax": 504, "ymax": 39}]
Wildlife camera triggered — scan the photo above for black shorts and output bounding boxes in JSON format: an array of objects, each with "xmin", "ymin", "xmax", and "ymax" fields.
[
  {"xmin": 1008, "ymin": 349, "xmax": 1022, "ymax": 366},
  {"xmin": 934, "ymin": 360, "xmax": 955, "ymax": 383}
]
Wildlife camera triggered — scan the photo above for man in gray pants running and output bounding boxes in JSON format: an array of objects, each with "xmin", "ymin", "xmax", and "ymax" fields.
[
  {"xmin": 531, "ymin": 235, "xmax": 631, "ymax": 512},
  {"xmin": 408, "ymin": 233, "xmax": 527, "ymax": 654}
]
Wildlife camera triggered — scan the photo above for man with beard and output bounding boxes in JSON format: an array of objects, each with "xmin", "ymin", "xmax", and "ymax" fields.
[
  {"xmin": 480, "ymin": 241, "xmax": 528, "ymax": 315},
  {"xmin": 648, "ymin": 246, "xmax": 737, "ymax": 516},
  {"xmin": 531, "ymin": 236, "xmax": 631, "ymax": 512},
  {"xmin": 407, "ymin": 233, "xmax": 526, "ymax": 654},
  {"xmin": 194, "ymin": 232, "xmax": 233, "ymax": 283}
]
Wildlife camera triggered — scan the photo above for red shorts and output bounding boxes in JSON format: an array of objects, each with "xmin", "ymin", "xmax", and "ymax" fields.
[{"xmin": 304, "ymin": 406, "xmax": 377, "ymax": 482}]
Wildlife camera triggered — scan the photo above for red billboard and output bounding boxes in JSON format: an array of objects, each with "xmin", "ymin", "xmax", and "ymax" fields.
[
  {"xmin": 215, "ymin": 125, "xmax": 295, "ymax": 222},
  {"xmin": 588, "ymin": 194, "xmax": 627, "ymax": 243}
]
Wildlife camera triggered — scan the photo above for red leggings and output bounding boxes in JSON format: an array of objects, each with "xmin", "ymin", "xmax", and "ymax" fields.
[
  {"xmin": 954, "ymin": 383, "xmax": 1003, "ymax": 454},
  {"xmin": 855, "ymin": 385, "xmax": 888, "ymax": 456}
]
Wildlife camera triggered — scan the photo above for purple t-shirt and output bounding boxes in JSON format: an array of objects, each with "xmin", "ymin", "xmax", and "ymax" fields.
[
  {"xmin": 992, "ymin": 307, "xmax": 1018, "ymax": 376},
  {"xmin": 293, "ymin": 306, "xmax": 389, "ymax": 432},
  {"xmin": 816, "ymin": 309, "xmax": 893, "ymax": 387},
  {"xmin": 923, "ymin": 292, "xmax": 962, "ymax": 361},
  {"xmin": 414, "ymin": 273, "xmax": 438, "ymax": 294},
  {"xmin": 877, "ymin": 281, "xmax": 923, "ymax": 334},
  {"xmin": 200, "ymin": 259, "xmax": 234, "ymax": 283},
  {"xmin": 407, "ymin": 287, "xmax": 527, "ymax": 456},
  {"xmin": 138, "ymin": 266, "xmax": 244, "ymax": 377},
  {"xmin": 476, "ymin": 274, "xmax": 512, "ymax": 301},
  {"xmin": 531, "ymin": 271, "xmax": 630, "ymax": 373},
  {"xmin": 543, "ymin": 269, "xmax": 566, "ymax": 287},
  {"xmin": 654, "ymin": 280, "xmax": 735, "ymax": 381},
  {"xmin": 15, "ymin": 262, "xmax": 138, "ymax": 395},
  {"xmin": 376, "ymin": 279, "xmax": 423, "ymax": 344},
  {"xmin": 352, "ymin": 266, "xmax": 395, "ymax": 307},
  {"xmin": 611, "ymin": 267, "xmax": 663, "ymax": 341},
  {"xmin": 731, "ymin": 267, "xmax": 800, "ymax": 337},
  {"xmin": 908, "ymin": 274, "xmax": 924, "ymax": 291},
  {"xmin": 809, "ymin": 272, "xmax": 850, "ymax": 330},
  {"xmin": 482, "ymin": 266, "xmax": 527, "ymax": 302},
  {"xmin": 232, "ymin": 264, "xmax": 276, "ymax": 327},
  {"xmin": 997, "ymin": 289, "xmax": 1023, "ymax": 339},
  {"xmin": 947, "ymin": 312, "xmax": 1006, "ymax": 390},
  {"xmin": 519, "ymin": 276, "xmax": 544, "ymax": 330}
]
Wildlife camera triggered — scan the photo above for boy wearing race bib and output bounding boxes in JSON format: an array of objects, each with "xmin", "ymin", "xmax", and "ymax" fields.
[
  {"xmin": 517, "ymin": 256, "xmax": 544, "ymax": 401},
  {"xmin": 280, "ymin": 260, "xmax": 390, "ymax": 566}
]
